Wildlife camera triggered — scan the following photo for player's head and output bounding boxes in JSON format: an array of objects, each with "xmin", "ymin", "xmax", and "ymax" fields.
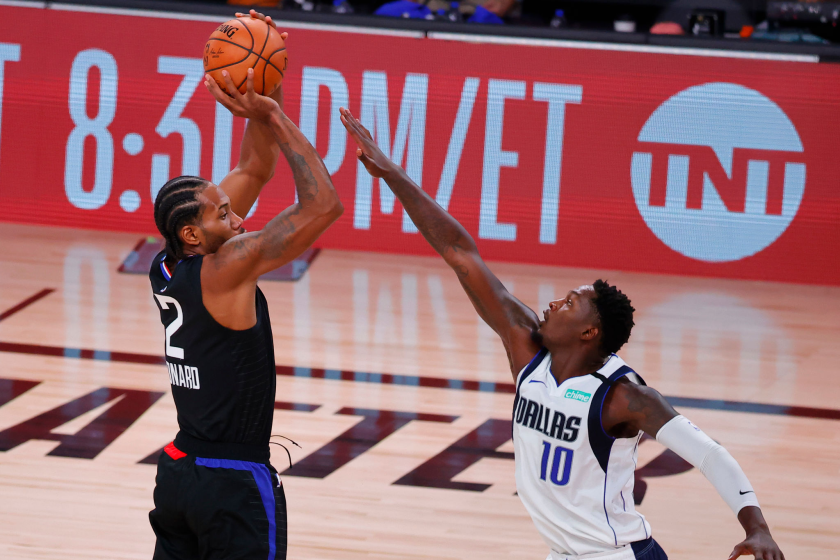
[
  {"xmin": 537, "ymin": 279, "xmax": 635, "ymax": 359},
  {"xmin": 153, "ymin": 176, "xmax": 245, "ymax": 260}
]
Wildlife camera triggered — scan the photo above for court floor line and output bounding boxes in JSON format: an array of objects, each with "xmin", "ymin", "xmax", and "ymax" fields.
[
  {"xmin": 0, "ymin": 289, "xmax": 54, "ymax": 321},
  {"xmin": 1, "ymin": 340, "xmax": 838, "ymax": 421}
]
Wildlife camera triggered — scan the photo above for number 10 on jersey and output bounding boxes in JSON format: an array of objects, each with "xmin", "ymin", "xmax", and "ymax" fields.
[{"xmin": 540, "ymin": 441, "xmax": 574, "ymax": 486}]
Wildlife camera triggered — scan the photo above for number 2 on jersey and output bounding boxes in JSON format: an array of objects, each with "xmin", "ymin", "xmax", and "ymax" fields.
[
  {"xmin": 154, "ymin": 294, "xmax": 185, "ymax": 359},
  {"xmin": 540, "ymin": 441, "xmax": 574, "ymax": 486}
]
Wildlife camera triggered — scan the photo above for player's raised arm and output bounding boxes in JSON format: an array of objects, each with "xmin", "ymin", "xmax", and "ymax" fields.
[
  {"xmin": 203, "ymin": 69, "xmax": 343, "ymax": 288},
  {"xmin": 216, "ymin": 11, "xmax": 285, "ymax": 218},
  {"xmin": 602, "ymin": 382, "xmax": 785, "ymax": 560},
  {"xmin": 340, "ymin": 107, "xmax": 540, "ymax": 376}
]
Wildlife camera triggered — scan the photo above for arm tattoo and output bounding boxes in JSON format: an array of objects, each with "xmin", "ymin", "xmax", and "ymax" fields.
[
  {"xmin": 279, "ymin": 143, "xmax": 319, "ymax": 202},
  {"xmin": 620, "ymin": 383, "xmax": 677, "ymax": 434},
  {"xmin": 260, "ymin": 205, "xmax": 301, "ymax": 259}
]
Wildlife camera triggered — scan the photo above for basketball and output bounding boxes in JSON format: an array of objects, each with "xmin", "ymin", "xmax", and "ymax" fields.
[{"xmin": 203, "ymin": 17, "xmax": 287, "ymax": 96}]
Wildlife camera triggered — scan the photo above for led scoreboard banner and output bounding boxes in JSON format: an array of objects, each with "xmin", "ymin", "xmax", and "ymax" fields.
[{"xmin": 0, "ymin": 4, "xmax": 838, "ymax": 285}]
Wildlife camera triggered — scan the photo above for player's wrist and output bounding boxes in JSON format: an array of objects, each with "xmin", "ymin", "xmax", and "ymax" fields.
[
  {"xmin": 265, "ymin": 106, "xmax": 285, "ymax": 129},
  {"xmin": 380, "ymin": 162, "xmax": 405, "ymax": 184},
  {"xmin": 738, "ymin": 506, "xmax": 770, "ymax": 536}
]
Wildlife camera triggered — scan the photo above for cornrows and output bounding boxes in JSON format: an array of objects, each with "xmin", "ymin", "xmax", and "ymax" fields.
[{"xmin": 153, "ymin": 176, "xmax": 209, "ymax": 261}]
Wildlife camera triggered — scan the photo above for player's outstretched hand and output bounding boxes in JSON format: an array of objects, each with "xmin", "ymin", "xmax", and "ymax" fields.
[
  {"xmin": 340, "ymin": 107, "xmax": 397, "ymax": 179},
  {"xmin": 205, "ymin": 68, "xmax": 280, "ymax": 124},
  {"xmin": 728, "ymin": 531, "xmax": 785, "ymax": 560}
]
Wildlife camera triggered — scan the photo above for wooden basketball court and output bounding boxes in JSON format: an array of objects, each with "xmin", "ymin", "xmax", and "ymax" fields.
[{"xmin": 1, "ymin": 222, "xmax": 838, "ymax": 559}]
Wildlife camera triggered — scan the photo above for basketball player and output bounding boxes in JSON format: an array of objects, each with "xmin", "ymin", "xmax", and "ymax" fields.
[
  {"xmin": 340, "ymin": 107, "xmax": 784, "ymax": 560},
  {"xmin": 147, "ymin": 12, "xmax": 343, "ymax": 560}
]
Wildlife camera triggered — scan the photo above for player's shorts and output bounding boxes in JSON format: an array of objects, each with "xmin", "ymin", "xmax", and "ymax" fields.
[
  {"xmin": 149, "ymin": 442, "xmax": 287, "ymax": 560},
  {"xmin": 631, "ymin": 538, "xmax": 667, "ymax": 560},
  {"xmin": 547, "ymin": 538, "xmax": 667, "ymax": 560}
]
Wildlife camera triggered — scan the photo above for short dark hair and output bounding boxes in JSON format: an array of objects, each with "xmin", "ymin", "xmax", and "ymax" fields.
[
  {"xmin": 153, "ymin": 176, "xmax": 208, "ymax": 260},
  {"xmin": 591, "ymin": 279, "xmax": 635, "ymax": 357}
]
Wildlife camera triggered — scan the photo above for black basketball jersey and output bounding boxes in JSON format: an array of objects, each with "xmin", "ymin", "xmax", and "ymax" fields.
[{"xmin": 149, "ymin": 251, "xmax": 276, "ymax": 463}]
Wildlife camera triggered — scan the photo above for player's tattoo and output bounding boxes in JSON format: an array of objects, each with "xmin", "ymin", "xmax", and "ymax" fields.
[
  {"xmin": 279, "ymin": 142, "xmax": 319, "ymax": 201},
  {"xmin": 261, "ymin": 207, "xmax": 300, "ymax": 259},
  {"xmin": 213, "ymin": 235, "xmax": 259, "ymax": 270},
  {"xmin": 612, "ymin": 381, "xmax": 678, "ymax": 435}
]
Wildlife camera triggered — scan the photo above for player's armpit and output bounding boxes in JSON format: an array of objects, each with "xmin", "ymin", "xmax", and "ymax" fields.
[{"xmin": 601, "ymin": 380, "xmax": 678, "ymax": 437}]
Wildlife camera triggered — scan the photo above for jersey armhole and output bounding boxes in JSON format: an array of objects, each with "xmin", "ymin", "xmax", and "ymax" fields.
[{"xmin": 587, "ymin": 368, "xmax": 634, "ymax": 472}]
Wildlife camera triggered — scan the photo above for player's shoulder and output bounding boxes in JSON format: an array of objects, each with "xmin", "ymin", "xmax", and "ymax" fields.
[
  {"xmin": 596, "ymin": 354, "xmax": 646, "ymax": 386},
  {"xmin": 598, "ymin": 355, "xmax": 658, "ymax": 411},
  {"xmin": 149, "ymin": 250, "xmax": 168, "ymax": 288},
  {"xmin": 603, "ymin": 360, "xmax": 670, "ymax": 421}
]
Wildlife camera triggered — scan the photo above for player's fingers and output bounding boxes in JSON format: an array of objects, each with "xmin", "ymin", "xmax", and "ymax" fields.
[
  {"xmin": 346, "ymin": 110, "xmax": 373, "ymax": 140},
  {"xmin": 221, "ymin": 71, "xmax": 243, "ymax": 100},
  {"xmin": 205, "ymin": 74, "xmax": 227, "ymax": 99},
  {"xmin": 250, "ymin": 9, "xmax": 265, "ymax": 21},
  {"xmin": 265, "ymin": 16, "xmax": 277, "ymax": 29},
  {"xmin": 343, "ymin": 108, "xmax": 364, "ymax": 135},
  {"xmin": 206, "ymin": 77, "xmax": 236, "ymax": 109},
  {"xmin": 245, "ymin": 68, "xmax": 255, "ymax": 96},
  {"xmin": 354, "ymin": 115, "xmax": 374, "ymax": 140},
  {"xmin": 344, "ymin": 121, "xmax": 366, "ymax": 146},
  {"xmin": 727, "ymin": 544, "xmax": 747, "ymax": 560},
  {"xmin": 280, "ymin": 31, "xmax": 288, "ymax": 40},
  {"xmin": 340, "ymin": 109, "xmax": 363, "ymax": 136}
]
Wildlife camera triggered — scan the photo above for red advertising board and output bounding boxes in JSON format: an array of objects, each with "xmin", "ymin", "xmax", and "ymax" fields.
[{"xmin": 0, "ymin": 4, "xmax": 838, "ymax": 284}]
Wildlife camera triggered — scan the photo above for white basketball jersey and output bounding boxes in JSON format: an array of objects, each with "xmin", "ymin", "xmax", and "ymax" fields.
[{"xmin": 513, "ymin": 349, "xmax": 652, "ymax": 559}]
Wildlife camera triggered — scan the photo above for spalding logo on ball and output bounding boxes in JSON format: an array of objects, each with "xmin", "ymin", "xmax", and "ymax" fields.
[{"xmin": 204, "ymin": 17, "xmax": 287, "ymax": 96}]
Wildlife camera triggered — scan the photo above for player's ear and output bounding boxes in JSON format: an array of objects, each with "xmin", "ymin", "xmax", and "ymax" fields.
[
  {"xmin": 180, "ymin": 225, "xmax": 202, "ymax": 249},
  {"xmin": 581, "ymin": 326, "xmax": 599, "ymax": 341}
]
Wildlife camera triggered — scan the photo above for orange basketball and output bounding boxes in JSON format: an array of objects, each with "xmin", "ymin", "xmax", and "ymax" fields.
[{"xmin": 203, "ymin": 17, "xmax": 287, "ymax": 96}]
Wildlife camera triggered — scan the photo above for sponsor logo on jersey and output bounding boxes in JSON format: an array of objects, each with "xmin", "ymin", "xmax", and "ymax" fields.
[
  {"xmin": 564, "ymin": 389, "xmax": 591, "ymax": 403},
  {"xmin": 631, "ymin": 82, "xmax": 805, "ymax": 262}
]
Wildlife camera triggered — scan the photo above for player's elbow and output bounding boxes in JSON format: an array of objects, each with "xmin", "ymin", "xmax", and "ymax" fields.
[
  {"xmin": 317, "ymin": 196, "xmax": 344, "ymax": 223},
  {"xmin": 328, "ymin": 197, "xmax": 344, "ymax": 219}
]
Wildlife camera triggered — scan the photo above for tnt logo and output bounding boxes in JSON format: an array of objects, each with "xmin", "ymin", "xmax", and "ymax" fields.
[{"xmin": 630, "ymin": 83, "xmax": 806, "ymax": 262}]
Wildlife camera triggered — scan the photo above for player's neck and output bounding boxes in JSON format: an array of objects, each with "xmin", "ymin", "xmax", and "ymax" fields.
[{"xmin": 547, "ymin": 347, "xmax": 607, "ymax": 385}]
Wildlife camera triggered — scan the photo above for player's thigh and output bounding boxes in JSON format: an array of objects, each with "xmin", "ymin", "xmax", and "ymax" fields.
[
  {"xmin": 149, "ymin": 454, "xmax": 200, "ymax": 560},
  {"xmin": 192, "ymin": 462, "xmax": 286, "ymax": 560}
]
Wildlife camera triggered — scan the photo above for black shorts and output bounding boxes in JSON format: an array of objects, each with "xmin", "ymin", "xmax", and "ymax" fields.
[
  {"xmin": 632, "ymin": 538, "xmax": 668, "ymax": 560},
  {"xmin": 149, "ymin": 444, "xmax": 287, "ymax": 560}
]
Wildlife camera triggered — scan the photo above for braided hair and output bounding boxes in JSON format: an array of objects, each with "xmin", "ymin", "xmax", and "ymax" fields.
[
  {"xmin": 153, "ymin": 176, "xmax": 209, "ymax": 261},
  {"xmin": 591, "ymin": 279, "xmax": 635, "ymax": 357}
]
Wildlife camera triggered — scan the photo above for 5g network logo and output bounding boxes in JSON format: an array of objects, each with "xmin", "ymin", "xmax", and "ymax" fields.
[{"xmin": 630, "ymin": 83, "xmax": 806, "ymax": 262}]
